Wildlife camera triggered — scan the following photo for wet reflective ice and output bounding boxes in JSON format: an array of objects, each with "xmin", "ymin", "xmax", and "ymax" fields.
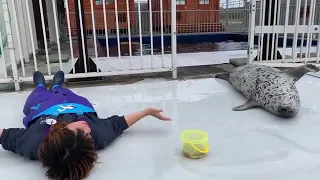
[{"xmin": 1, "ymin": 73, "xmax": 320, "ymax": 180}]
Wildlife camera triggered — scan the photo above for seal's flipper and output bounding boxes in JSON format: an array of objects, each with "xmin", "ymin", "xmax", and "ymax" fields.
[
  {"xmin": 232, "ymin": 99, "xmax": 259, "ymax": 111},
  {"xmin": 282, "ymin": 64, "xmax": 320, "ymax": 82},
  {"xmin": 215, "ymin": 73, "xmax": 230, "ymax": 82}
]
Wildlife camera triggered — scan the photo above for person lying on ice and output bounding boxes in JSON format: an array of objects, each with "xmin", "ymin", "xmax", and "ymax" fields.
[{"xmin": 0, "ymin": 71, "xmax": 171, "ymax": 180}]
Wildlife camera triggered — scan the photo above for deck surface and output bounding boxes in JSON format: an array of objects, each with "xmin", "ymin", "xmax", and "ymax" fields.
[{"xmin": 1, "ymin": 73, "xmax": 320, "ymax": 180}]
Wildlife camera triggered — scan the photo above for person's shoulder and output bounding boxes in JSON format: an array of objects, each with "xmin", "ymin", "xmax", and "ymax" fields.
[
  {"xmin": 18, "ymin": 120, "xmax": 47, "ymax": 160},
  {"xmin": 85, "ymin": 113, "xmax": 127, "ymax": 150},
  {"xmin": 85, "ymin": 114, "xmax": 106, "ymax": 149}
]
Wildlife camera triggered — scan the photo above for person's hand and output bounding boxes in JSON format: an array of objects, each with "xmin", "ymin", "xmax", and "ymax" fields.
[{"xmin": 145, "ymin": 108, "xmax": 171, "ymax": 121}]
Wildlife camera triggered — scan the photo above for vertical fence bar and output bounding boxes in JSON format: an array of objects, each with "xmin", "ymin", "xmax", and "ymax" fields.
[
  {"xmin": 248, "ymin": 0, "xmax": 256, "ymax": 64},
  {"xmin": 102, "ymin": 0, "xmax": 110, "ymax": 60},
  {"xmin": 317, "ymin": 18, "xmax": 320, "ymax": 63},
  {"xmin": 198, "ymin": 10, "xmax": 200, "ymax": 33},
  {"xmin": 305, "ymin": 0, "xmax": 316, "ymax": 62},
  {"xmin": 309, "ymin": 0, "xmax": 317, "ymax": 59},
  {"xmin": 281, "ymin": 0, "xmax": 290, "ymax": 62},
  {"xmin": 265, "ymin": 0, "xmax": 272, "ymax": 61},
  {"xmin": 148, "ymin": 0, "xmax": 154, "ymax": 68},
  {"xmin": 255, "ymin": 6, "xmax": 264, "ymax": 61},
  {"xmin": 259, "ymin": 0, "xmax": 266, "ymax": 61},
  {"xmin": 160, "ymin": 0, "xmax": 164, "ymax": 67},
  {"xmin": 11, "ymin": 0, "xmax": 25, "ymax": 76},
  {"xmin": 270, "ymin": 0, "xmax": 278, "ymax": 61},
  {"xmin": 65, "ymin": 0, "xmax": 75, "ymax": 74},
  {"xmin": 137, "ymin": 0, "xmax": 143, "ymax": 69},
  {"xmin": 2, "ymin": 0, "xmax": 20, "ymax": 90},
  {"xmin": 299, "ymin": 0, "xmax": 308, "ymax": 59},
  {"xmin": 25, "ymin": 0, "xmax": 38, "ymax": 71},
  {"xmin": 114, "ymin": 0, "xmax": 121, "ymax": 60},
  {"xmin": 274, "ymin": 0, "xmax": 281, "ymax": 59},
  {"xmin": 171, "ymin": 0, "xmax": 177, "ymax": 78},
  {"xmin": 292, "ymin": 0, "xmax": 301, "ymax": 63},
  {"xmin": 125, "ymin": 0, "xmax": 132, "ymax": 69},
  {"xmin": 52, "ymin": 0, "xmax": 63, "ymax": 71},
  {"xmin": 0, "ymin": 32, "xmax": 7, "ymax": 78},
  {"xmin": 77, "ymin": 0, "xmax": 87, "ymax": 73},
  {"xmin": 256, "ymin": 1, "xmax": 261, "ymax": 61},
  {"xmin": 89, "ymin": 0, "xmax": 98, "ymax": 70},
  {"xmin": 20, "ymin": 0, "xmax": 30, "ymax": 63},
  {"xmin": 300, "ymin": 0, "xmax": 313, "ymax": 63},
  {"xmin": 226, "ymin": 0, "xmax": 229, "ymax": 28},
  {"xmin": 39, "ymin": 0, "xmax": 51, "ymax": 75}
]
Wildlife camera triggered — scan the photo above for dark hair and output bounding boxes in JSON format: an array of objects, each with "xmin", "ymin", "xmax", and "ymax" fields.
[{"xmin": 38, "ymin": 121, "xmax": 98, "ymax": 180}]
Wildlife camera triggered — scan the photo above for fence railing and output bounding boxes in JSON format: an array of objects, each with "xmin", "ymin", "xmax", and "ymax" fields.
[
  {"xmin": 2, "ymin": 0, "xmax": 320, "ymax": 90},
  {"xmin": 65, "ymin": 9, "xmax": 248, "ymax": 38},
  {"xmin": 255, "ymin": 4, "xmax": 320, "ymax": 26},
  {"xmin": 248, "ymin": 0, "xmax": 320, "ymax": 67},
  {"xmin": 1, "ymin": 0, "xmax": 251, "ymax": 90},
  {"xmin": 0, "ymin": 0, "xmax": 181, "ymax": 90}
]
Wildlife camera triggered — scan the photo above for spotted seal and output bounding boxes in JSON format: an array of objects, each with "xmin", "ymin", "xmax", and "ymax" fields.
[{"xmin": 215, "ymin": 64, "xmax": 320, "ymax": 118}]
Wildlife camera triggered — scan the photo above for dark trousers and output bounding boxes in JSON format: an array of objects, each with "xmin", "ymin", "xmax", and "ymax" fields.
[{"xmin": 23, "ymin": 85, "xmax": 76, "ymax": 116}]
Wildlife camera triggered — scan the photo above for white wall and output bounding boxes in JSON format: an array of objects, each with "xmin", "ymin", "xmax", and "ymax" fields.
[
  {"xmin": 46, "ymin": 0, "xmax": 57, "ymax": 43},
  {"xmin": 0, "ymin": 50, "xmax": 9, "ymax": 78},
  {"xmin": 5, "ymin": 0, "xmax": 38, "ymax": 66}
]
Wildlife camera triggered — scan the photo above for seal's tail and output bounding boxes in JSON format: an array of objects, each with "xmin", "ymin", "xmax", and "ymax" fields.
[
  {"xmin": 304, "ymin": 64, "xmax": 320, "ymax": 72},
  {"xmin": 282, "ymin": 64, "xmax": 320, "ymax": 82},
  {"xmin": 215, "ymin": 73, "xmax": 230, "ymax": 82}
]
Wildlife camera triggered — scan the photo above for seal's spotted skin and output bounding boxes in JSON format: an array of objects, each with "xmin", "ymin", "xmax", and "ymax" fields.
[{"xmin": 216, "ymin": 64, "xmax": 320, "ymax": 118}]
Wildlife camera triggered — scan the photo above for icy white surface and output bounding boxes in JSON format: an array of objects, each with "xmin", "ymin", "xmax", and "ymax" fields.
[{"xmin": 1, "ymin": 73, "xmax": 320, "ymax": 180}]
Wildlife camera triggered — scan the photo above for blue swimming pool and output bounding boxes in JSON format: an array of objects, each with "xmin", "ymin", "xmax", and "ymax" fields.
[{"xmin": 97, "ymin": 33, "xmax": 318, "ymax": 56}]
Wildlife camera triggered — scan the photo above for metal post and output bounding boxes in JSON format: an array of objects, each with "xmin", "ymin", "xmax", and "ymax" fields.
[
  {"xmin": 247, "ymin": 0, "xmax": 256, "ymax": 64},
  {"xmin": 198, "ymin": 10, "xmax": 200, "ymax": 33},
  {"xmin": 171, "ymin": 0, "xmax": 177, "ymax": 79},
  {"xmin": 226, "ymin": 0, "xmax": 229, "ymax": 28},
  {"xmin": 2, "ymin": 0, "xmax": 20, "ymax": 90},
  {"xmin": 70, "ymin": 0, "xmax": 102, "ymax": 82},
  {"xmin": 254, "ymin": 0, "xmax": 282, "ymax": 61}
]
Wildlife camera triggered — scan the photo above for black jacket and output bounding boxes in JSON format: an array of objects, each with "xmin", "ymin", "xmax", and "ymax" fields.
[{"xmin": 0, "ymin": 113, "xmax": 128, "ymax": 160}]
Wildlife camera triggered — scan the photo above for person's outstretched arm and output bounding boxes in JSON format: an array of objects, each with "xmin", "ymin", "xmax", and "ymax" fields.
[
  {"xmin": 0, "ymin": 125, "xmax": 44, "ymax": 160},
  {"xmin": 93, "ymin": 108, "xmax": 171, "ymax": 149},
  {"xmin": 124, "ymin": 108, "xmax": 171, "ymax": 127},
  {"xmin": 0, "ymin": 128, "xmax": 26, "ymax": 153}
]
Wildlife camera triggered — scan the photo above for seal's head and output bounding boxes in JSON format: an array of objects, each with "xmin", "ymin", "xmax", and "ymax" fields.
[
  {"xmin": 276, "ymin": 102, "xmax": 299, "ymax": 118},
  {"xmin": 275, "ymin": 64, "xmax": 319, "ymax": 118},
  {"xmin": 273, "ymin": 83, "xmax": 300, "ymax": 118}
]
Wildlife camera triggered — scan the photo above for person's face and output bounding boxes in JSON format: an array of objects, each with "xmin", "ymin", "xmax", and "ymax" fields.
[{"xmin": 65, "ymin": 121, "xmax": 91, "ymax": 137}]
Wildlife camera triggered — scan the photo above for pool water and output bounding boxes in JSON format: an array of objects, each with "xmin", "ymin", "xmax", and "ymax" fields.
[
  {"xmin": 103, "ymin": 40, "xmax": 248, "ymax": 57},
  {"xmin": 146, "ymin": 40, "xmax": 248, "ymax": 54},
  {"xmin": 98, "ymin": 33, "xmax": 317, "ymax": 57}
]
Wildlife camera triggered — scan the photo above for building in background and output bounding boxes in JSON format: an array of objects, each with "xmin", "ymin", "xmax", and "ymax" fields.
[
  {"xmin": 67, "ymin": 0, "xmax": 136, "ymax": 36},
  {"xmin": 151, "ymin": 0, "xmax": 224, "ymax": 33},
  {"xmin": 66, "ymin": 0, "xmax": 226, "ymax": 36}
]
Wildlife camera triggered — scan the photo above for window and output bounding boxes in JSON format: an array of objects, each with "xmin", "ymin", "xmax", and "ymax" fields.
[
  {"xmin": 118, "ymin": 13, "xmax": 127, "ymax": 22},
  {"xmin": 95, "ymin": 0, "xmax": 114, "ymax": 5},
  {"xmin": 176, "ymin": 0, "xmax": 185, "ymax": 5},
  {"xmin": 177, "ymin": 12, "xmax": 182, "ymax": 21},
  {"xmin": 199, "ymin": 0, "xmax": 209, "ymax": 4}
]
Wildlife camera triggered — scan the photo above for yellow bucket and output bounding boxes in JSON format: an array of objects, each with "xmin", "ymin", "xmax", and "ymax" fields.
[{"xmin": 180, "ymin": 129, "xmax": 209, "ymax": 159}]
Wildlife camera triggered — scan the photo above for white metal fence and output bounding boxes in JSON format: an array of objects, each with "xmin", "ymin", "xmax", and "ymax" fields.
[
  {"xmin": 0, "ymin": 2, "xmax": 6, "ymax": 56},
  {"xmin": 248, "ymin": 0, "xmax": 320, "ymax": 67},
  {"xmin": 0, "ymin": 0, "xmax": 179, "ymax": 91},
  {"xmin": 63, "ymin": 9, "xmax": 248, "ymax": 39},
  {"xmin": 0, "ymin": 0, "xmax": 19, "ymax": 88},
  {"xmin": 1, "ymin": 0, "xmax": 249, "ymax": 91},
  {"xmin": 2, "ymin": 0, "xmax": 320, "ymax": 91},
  {"xmin": 0, "ymin": 0, "xmax": 7, "ymax": 81}
]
